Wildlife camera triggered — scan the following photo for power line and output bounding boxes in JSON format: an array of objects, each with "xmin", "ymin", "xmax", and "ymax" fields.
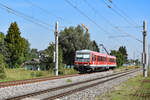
[
  {"xmin": 109, "ymin": 0, "xmax": 139, "ymax": 26},
  {"xmin": 101, "ymin": 0, "xmax": 138, "ymax": 26},
  {"xmin": 108, "ymin": 35, "xmax": 129, "ymax": 38},
  {"xmin": 83, "ymin": 0, "xmax": 142, "ymax": 43},
  {"xmin": 0, "ymin": 2, "xmax": 88, "ymax": 46},
  {"xmin": 64, "ymin": 0, "xmax": 111, "ymax": 35},
  {"xmin": 0, "ymin": 2, "xmax": 55, "ymax": 31},
  {"xmin": 114, "ymin": 26, "xmax": 142, "ymax": 29},
  {"xmin": 24, "ymin": 0, "xmax": 72, "ymax": 25}
]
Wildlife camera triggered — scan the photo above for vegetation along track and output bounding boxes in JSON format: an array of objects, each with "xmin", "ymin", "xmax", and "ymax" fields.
[
  {"xmin": 6, "ymin": 68, "xmax": 141, "ymax": 100},
  {"xmin": 0, "ymin": 74, "xmax": 81, "ymax": 88}
]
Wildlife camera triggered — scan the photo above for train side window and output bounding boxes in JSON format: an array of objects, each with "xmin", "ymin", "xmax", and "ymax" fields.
[
  {"xmin": 112, "ymin": 59, "xmax": 114, "ymax": 62},
  {"xmin": 110, "ymin": 58, "xmax": 112, "ymax": 62},
  {"xmin": 100, "ymin": 56, "xmax": 102, "ymax": 61},
  {"xmin": 97, "ymin": 56, "xmax": 99, "ymax": 61},
  {"xmin": 102, "ymin": 57, "xmax": 106, "ymax": 62},
  {"xmin": 102, "ymin": 57, "xmax": 104, "ymax": 61},
  {"xmin": 104, "ymin": 57, "xmax": 106, "ymax": 62},
  {"xmin": 110, "ymin": 58, "xmax": 115, "ymax": 62},
  {"xmin": 99, "ymin": 56, "xmax": 101, "ymax": 62}
]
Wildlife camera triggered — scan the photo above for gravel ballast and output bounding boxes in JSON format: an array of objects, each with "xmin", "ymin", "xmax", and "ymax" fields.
[
  {"xmin": 0, "ymin": 70, "xmax": 113, "ymax": 100},
  {"xmin": 60, "ymin": 69, "xmax": 141, "ymax": 100}
]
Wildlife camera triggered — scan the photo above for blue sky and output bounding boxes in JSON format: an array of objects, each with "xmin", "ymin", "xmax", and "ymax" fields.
[{"xmin": 0, "ymin": 0, "xmax": 150, "ymax": 60}]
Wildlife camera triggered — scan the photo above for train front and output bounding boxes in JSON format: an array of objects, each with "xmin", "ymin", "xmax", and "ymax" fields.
[{"xmin": 74, "ymin": 50, "xmax": 91, "ymax": 73}]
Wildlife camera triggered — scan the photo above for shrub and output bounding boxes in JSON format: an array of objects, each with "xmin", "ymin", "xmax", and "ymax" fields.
[
  {"xmin": 15, "ymin": 63, "xmax": 20, "ymax": 68},
  {"xmin": 35, "ymin": 71, "xmax": 43, "ymax": 77},
  {"xmin": 0, "ymin": 54, "xmax": 6, "ymax": 79},
  {"xmin": 30, "ymin": 72, "xmax": 35, "ymax": 78}
]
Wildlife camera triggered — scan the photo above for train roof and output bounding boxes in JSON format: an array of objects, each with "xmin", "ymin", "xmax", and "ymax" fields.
[
  {"xmin": 76, "ymin": 49, "xmax": 116, "ymax": 59},
  {"xmin": 76, "ymin": 50, "xmax": 91, "ymax": 53}
]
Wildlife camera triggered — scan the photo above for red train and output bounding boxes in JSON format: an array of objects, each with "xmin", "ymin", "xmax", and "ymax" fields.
[{"xmin": 74, "ymin": 50, "xmax": 116, "ymax": 73}]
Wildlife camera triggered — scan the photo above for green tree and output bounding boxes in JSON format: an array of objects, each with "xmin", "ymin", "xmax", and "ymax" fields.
[
  {"xmin": 110, "ymin": 50, "xmax": 123, "ymax": 67},
  {"xmin": 0, "ymin": 32, "xmax": 5, "ymax": 42},
  {"xmin": 0, "ymin": 54, "xmax": 6, "ymax": 79},
  {"xmin": 40, "ymin": 43, "xmax": 63, "ymax": 70},
  {"xmin": 119, "ymin": 46, "xmax": 128, "ymax": 63},
  {"xmin": 30, "ymin": 48, "xmax": 38, "ymax": 59},
  {"xmin": 59, "ymin": 25, "xmax": 99, "ymax": 65},
  {"xmin": 91, "ymin": 40, "xmax": 99, "ymax": 52},
  {"xmin": 5, "ymin": 22, "xmax": 26, "ymax": 67},
  {"xmin": 23, "ymin": 38, "xmax": 31, "ymax": 61},
  {"xmin": 0, "ymin": 32, "xmax": 9, "ymax": 64}
]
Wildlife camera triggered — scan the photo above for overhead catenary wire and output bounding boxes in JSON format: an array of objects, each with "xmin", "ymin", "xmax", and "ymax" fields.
[
  {"xmin": 109, "ymin": 0, "xmax": 139, "ymax": 26},
  {"xmin": 108, "ymin": 35, "xmax": 129, "ymax": 38},
  {"xmin": 24, "ymin": 0, "xmax": 72, "ymax": 25},
  {"xmin": 0, "ymin": 2, "xmax": 55, "ymax": 31},
  {"xmin": 64, "ymin": 0, "xmax": 111, "ymax": 35},
  {"xmin": 101, "ymin": 0, "xmax": 139, "ymax": 27},
  {"xmin": 83, "ymin": 0, "xmax": 142, "ymax": 43},
  {"xmin": 0, "ymin": 1, "xmax": 97, "ymax": 51},
  {"xmin": 0, "ymin": 2, "xmax": 88, "ymax": 46}
]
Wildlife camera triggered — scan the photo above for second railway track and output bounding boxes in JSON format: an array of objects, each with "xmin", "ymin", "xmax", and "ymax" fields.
[
  {"xmin": 0, "ymin": 74, "xmax": 81, "ymax": 88},
  {"xmin": 6, "ymin": 68, "xmax": 141, "ymax": 100}
]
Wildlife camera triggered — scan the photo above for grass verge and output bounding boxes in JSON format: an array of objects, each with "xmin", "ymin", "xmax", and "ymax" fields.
[
  {"xmin": 96, "ymin": 71, "xmax": 150, "ymax": 100},
  {"xmin": 0, "ymin": 68, "xmax": 79, "ymax": 82},
  {"xmin": 113, "ymin": 66, "xmax": 140, "ymax": 72}
]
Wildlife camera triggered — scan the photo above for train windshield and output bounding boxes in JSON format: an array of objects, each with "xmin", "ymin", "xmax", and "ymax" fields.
[{"xmin": 76, "ymin": 53, "xmax": 90, "ymax": 62}]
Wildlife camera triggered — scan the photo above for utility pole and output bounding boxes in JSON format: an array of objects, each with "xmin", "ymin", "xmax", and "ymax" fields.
[
  {"xmin": 54, "ymin": 21, "xmax": 59, "ymax": 76},
  {"xmin": 142, "ymin": 20, "xmax": 147, "ymax": 77},
  {"xmin": 148, "ymin": 44, "xmax": 150, "ymax": 70}
]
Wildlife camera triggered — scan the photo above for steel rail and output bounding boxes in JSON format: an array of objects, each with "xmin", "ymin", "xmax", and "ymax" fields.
[
  {"xmin": 6, "ymin": 68, "xmax": 141, "ymax": 100},
  {"xmin": 0, "ymin": 74, "xmax": 81, "ymax": 88}
]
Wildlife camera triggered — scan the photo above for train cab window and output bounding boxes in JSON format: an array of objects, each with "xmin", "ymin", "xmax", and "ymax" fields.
[{"xmin": 76, "ymin": 53, "xmax": 90, "ymax": 62}]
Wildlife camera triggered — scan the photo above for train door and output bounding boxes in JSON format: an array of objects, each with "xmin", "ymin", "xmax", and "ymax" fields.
[
  {"xmin": 94, "ymin": 55, "xmax": 97, "ymax": 65},
  {"xmin": 91, "ymin": 54, "xmax": 96, "ymax": 65},
  {"xmin": 91, "ymin": 54, "xmax": 94, "ymax": 64},
  {"xmin": 103, "ymin": 56, "xmax": 107, "ymax": 66},
  {"xmin": 107, "ymin": 56, "xmax": 109, "ymax": 65}
]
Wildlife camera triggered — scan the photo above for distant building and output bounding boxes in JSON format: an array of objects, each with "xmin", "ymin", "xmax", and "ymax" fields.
[{"xmin": 24, "ymin": 58, "xmax": 40, "ymax": 70}]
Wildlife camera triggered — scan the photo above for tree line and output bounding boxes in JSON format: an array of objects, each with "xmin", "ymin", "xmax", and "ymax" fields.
[
  {"xmin": 0, "ymin": 21, "xmax": 130, "ymax": 77},
  {"xmin": 0, "ymin": 22, "xmax": 99, "ymax": 69}
]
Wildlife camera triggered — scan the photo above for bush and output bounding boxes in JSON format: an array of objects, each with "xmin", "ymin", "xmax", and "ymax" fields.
[
  {"xmin": 35, "ymin": 71, "xmax": 43, "ymax": 77},
  {"xmin": 30, "ymin": 72, "xmax": 35, "ymax": 78},
  {"xmin": 15, "ymin": 63, "xmax": 20, "ymax": 68},
  {"xmin": 0, "ymin": 54, "xmax": 6, "ymax": 79}
]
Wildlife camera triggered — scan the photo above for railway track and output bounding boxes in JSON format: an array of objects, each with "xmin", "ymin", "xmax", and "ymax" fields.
[
  {"xmin": 0, "ymin": 74, "xmax": 81, "ymax": 88},
  {"xmin": 6, "ymin": 68, "xmax": 141, "ymax": 100},
  {"xmin": 0, "ymin": 69, "xmax": 113, "ymax": 88}
]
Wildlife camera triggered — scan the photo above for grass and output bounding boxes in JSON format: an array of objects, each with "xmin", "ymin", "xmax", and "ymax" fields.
[
  {"xmin": 113, "ymin": 66, "xmax": 140, "ymax": 73},
  {"xmin": 0, "ymin": 66, "xmax": 139, "ymax": 82},
  {"xmin": 66, "ymin": 79, "xmax": 72, "ymax": 83},
  {"xmin": 0, "ymin": 68, "xmax": 79, "ymax": 82},
  {"xmin": 96, "ymin": 71, "xmax": 150, "ymax": 100},
  {"xmin": 0, "ymin": 68, "xmax": 51, "ymax": 82},
  {"xmin": 60, "ymin": 68, "xmax": 79, "ymax": 75}
]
